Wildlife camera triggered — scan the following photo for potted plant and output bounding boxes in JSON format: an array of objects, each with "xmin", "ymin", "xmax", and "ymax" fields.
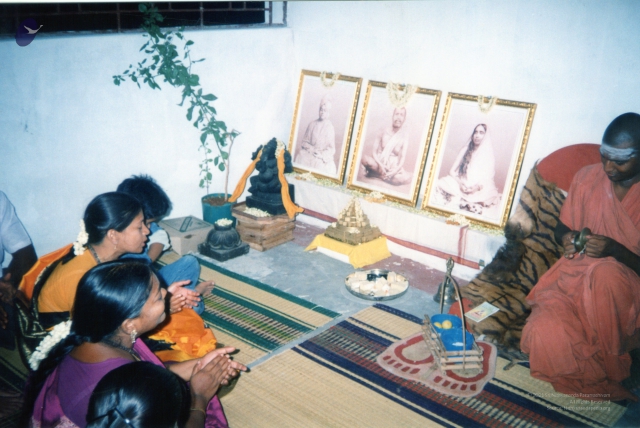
[{"xmin": 113, "ymin": 3, "xmax": 240, "ymax": 224}]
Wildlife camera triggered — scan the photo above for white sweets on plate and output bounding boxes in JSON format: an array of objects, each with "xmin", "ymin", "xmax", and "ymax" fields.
[{"xmin": 345, "ymin": 270, "xmax": 409, "ymax": 301}]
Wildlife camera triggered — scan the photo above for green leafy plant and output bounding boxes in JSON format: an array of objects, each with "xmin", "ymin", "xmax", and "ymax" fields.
[{"xmin": 113, "ymin": 3, "xmax": 240, "ymax": 199}]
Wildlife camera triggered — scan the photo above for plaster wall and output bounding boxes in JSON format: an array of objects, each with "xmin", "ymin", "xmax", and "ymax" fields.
[
  {"xmin": 287, "ymin": 0, "xmax": 640, "ymax": 207},
  {"xmin": 1, "ymin": 0, "xmax": 639, "ymax": 257},
  {"xmin": 1, "ymin": 25, "xmax": 296, "ymax": 254}
]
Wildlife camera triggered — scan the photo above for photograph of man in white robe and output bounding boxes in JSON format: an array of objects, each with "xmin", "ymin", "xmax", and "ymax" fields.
[
  {"xmin": 295, "ymin": 94, "xmax": 338, "ymax": 176},
  {"xmin": 360, "ymin": 107, "xmax": 411, "ymax": 186}
]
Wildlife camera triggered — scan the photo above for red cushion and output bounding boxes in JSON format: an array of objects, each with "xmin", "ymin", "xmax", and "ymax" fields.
[{"xmin": 536, "ymin": 143, "xmax": 601, "ymax": 192}]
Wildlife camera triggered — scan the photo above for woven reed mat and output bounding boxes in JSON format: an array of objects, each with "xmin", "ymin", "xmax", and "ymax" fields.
[
  {"xmin": 156, "ymin": 252, "xmax": 340, "ymax": 365},
  {"xmin": 220, "ymin": 304, "xmax": 626, "ymax": 428}
]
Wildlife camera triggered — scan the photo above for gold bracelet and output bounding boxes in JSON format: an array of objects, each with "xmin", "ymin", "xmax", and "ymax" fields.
[{"xmin": 190, "ymin": 408, "xmax": 206, "ymax": 417}]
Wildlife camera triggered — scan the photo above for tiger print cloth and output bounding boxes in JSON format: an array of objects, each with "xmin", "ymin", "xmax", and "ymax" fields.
[{"xmin": 460, "ymin": 166, "xmax": 565, "ymax": 352}]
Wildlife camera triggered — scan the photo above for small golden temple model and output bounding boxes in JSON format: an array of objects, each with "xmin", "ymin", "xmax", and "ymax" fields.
[{"xmin": 324, "ymin": 197, "xmax": 382, "ymax": 245}]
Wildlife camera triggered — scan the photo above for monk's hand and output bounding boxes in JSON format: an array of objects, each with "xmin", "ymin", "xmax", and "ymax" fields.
[
  {"xmin": 584, "ymin": 234, "xmax": 617, "ymax": 258},
  {"xmin": 562, "ymin": 231, "xmax": 578, "ymax": 259}
]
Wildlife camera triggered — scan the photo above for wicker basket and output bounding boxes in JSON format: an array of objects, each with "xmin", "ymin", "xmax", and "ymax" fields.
[{"xmin": 422, "ymin": 258, "xmax": 484, "ymax": 372}]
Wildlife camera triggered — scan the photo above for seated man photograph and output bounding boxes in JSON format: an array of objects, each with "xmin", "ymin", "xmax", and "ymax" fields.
[
  {"xmin": 361, "ymin": 107, "xmax": 412, "ymax": 186},
  {"xmin": 521, "ymin": 112, "xmax": 640, "ymax": 402}
]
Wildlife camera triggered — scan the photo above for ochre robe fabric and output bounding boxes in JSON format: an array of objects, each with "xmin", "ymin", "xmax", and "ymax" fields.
[{"xmin": 521, "ymin": 164, "xmax": 640, "ymax": 401}]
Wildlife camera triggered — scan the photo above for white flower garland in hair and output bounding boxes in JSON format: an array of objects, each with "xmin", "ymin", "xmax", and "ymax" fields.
[
  {"xmin": 319, "ymin": 71, "xmax": 341, "ymax": 88},
  {"xmin": 386, "ymin": 82, "xmax": 417, "ymax": 108},
  {"xmin": 29, "ymin": 320, "xmax": 72, "ymax": 371},
  {"xmin": 73, "ymin": 220, "xmax": 89, "ymax": 256},
  {"xmin": 477, "ymin": 95, "xmax": 497, "ymax": 113}
]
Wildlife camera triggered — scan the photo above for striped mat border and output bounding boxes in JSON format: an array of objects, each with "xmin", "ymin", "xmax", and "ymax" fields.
[
  {"xmin": 220, "ymin": 304, "xmax": 626, "ymax": 428},
  {"xmin": 157, "ymin": 252, "xmax": 340, "ymax": 365}
]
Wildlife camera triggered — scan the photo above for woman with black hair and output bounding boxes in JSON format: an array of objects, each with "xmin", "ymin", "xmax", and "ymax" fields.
[
  {"xmin": 86, "ymin": 362, "xmax": 191, "ymax": 428},
  {"xmin": 26, "ymin": 260, "xmax": 245, "ymax": 428},
  {"xmin": 433, "ymin": 123, "xmax": 501, "ymax": 214},
  {"xmin": 36, "ymin": 192, "xmax": 157, "ymax": 324},
  {"xmin": 24, "ymin": 192, "xmax": 217, "ymax": 363},
  {"xmin": 87, "ymin": 362, "xmax": 189, "ymax": 428}
]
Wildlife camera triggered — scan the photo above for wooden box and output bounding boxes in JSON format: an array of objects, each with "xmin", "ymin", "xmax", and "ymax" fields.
[
  {"xmin": 159, "ymin": 216, "xmax": 214, "ymax": 256},
  {"xmin": 232, "ymin": 203, "xmax": 295, "ymax": 251}
]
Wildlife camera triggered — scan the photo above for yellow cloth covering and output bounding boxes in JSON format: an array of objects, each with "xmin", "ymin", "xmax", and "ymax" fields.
[
  {"xmin": 305, "ymin": 234, "xmax": 391, "ymax": 268},
  {"xmin": 277, "ymin": 148, "xmax": 304, "ymax": 219},
  {"xmin": 229, "ymin": 148, "xmax": 262, "ymax": 203}
]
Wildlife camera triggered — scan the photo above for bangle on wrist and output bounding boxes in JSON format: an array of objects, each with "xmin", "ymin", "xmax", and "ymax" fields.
[{"xmin": 190, "ymin": 408, "xmax": 206, "ymax": 417}]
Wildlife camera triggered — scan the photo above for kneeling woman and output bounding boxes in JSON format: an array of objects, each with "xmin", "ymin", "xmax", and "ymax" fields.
[
  {"xmin": 28, "ymin": 192, "xmax": 215, "ymax": 362},
  {"xmin": 25, "ymin": 261, "xmax": 246, "ymax": 427}
]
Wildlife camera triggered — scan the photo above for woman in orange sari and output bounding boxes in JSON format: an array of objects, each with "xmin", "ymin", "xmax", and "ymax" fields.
[{"xmin": 31, "ymin": 192, "xmax": 217, "ymax": 361}]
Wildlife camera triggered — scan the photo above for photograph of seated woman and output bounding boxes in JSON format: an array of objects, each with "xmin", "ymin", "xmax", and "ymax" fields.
[
  {"xmin": 433, "ymin": 123, "xmax": 501, "ymax": 215},
  {"xmin": 25, "ymin": 260, "xmax": 246, "ymax": 428},
  {"xmin": 86, "ymin": 362, "xmax": 190, "ymax": 428},
  {"xmin": 294, "ymin": 94, "xmax": 338, "ymax": 176},
  {"xmin": 32, "ymin": 192, "xmax": 216, "ymax": 362},
  {"xmin": 360, "ymin": 107, "xmax": 412, "ymax": 187}
]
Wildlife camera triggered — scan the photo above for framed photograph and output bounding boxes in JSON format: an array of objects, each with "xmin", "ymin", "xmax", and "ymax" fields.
[
  {"xmin": 346, "ymin": 81, "xmax": 441, "ymax": 206},
  {"xmin": 422, "ymin": 93, "xmax": 536, "ymax": 229},
  {"xmin": 288, "ymin": 70, "xmax": 362, "ymax": 183}
]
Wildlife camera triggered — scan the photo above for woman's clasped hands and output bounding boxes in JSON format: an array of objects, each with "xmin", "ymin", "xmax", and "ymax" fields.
[
  {"xmin": 167, "ymin": 280, "xmax": 214, "ymax": 313},
  {"xmin": 189, "ymin": 347, "xmax": 248, "ymax": 409}
]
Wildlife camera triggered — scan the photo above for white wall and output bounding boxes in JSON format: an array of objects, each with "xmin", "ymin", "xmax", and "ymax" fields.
[
  {"xmin": 2, "ymin": 0, "xmax": 639, "ymax": 257},
  {"xmin": 287, "ymin": 0, "xmax": 640, "ymax": 205},
  {"xmin": 1, "ymin": 25, "xmax": 296, "ymax": 254}
]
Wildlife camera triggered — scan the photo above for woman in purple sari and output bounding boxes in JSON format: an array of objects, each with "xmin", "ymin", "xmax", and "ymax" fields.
[{"xmin": 24, "ymin": 260, "xmax": 246, "ymax": 428}]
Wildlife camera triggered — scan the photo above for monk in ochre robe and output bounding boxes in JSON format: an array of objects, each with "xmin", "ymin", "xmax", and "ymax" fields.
[{"xmin": 522, "ymin": 112, "xmax": 640, "ymax": 402}]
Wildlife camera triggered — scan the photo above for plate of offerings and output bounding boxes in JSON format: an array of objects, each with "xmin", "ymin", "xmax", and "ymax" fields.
[{"xmin": 345, "ymin": 269, "xmax": 409, "ymax": 301}]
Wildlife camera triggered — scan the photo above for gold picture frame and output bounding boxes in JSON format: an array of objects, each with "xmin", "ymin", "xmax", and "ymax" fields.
[
  {"xmin": 422, "ymin": 93, "xmax": 536, "ymax": 229},
  {"xmin": 288, "ymin": 70, "xmax": 362, "ymax": 184},
  {"xmin": 347, "ymin": 81, "xmax": 441, "ymax": 206}
]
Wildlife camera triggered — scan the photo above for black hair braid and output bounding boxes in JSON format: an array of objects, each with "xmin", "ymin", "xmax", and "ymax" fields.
[{"xmin": 457, "ymin": 141, "xmax": 477, "ymax": 178}]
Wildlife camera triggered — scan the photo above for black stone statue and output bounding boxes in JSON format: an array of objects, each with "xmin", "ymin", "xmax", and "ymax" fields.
[{"xmin": 246, "ymin": 138, "xmax": 295, "ymax": 216}]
